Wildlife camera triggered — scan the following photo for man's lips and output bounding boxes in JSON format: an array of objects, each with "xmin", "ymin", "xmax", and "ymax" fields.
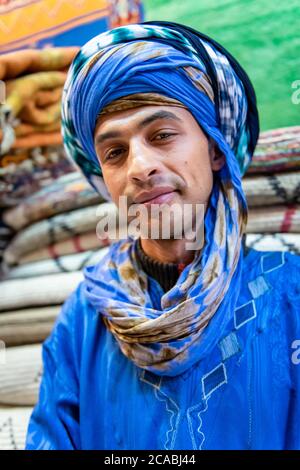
[
  {"xmin": 133, "ymin": 187, "xmax": 178, "ymax": 204},
  {"xmin": 141, "ymin": 190, "xmax": 177, "ymax": 206}
]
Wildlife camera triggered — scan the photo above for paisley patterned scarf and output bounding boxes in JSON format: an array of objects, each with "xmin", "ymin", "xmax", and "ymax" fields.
[{"xmin": 61, "ymin": 21, "xmax": 259, "ymax": 376}]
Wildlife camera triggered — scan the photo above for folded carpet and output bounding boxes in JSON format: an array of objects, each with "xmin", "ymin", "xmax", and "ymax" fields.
[
  {"xmin": 0, "ymin": 406, "xmax": 33, "ymax": 450},
  {"xmin": 242, "ymin": 171, "xmax": 300, "ymax": 206},
  {"xmin": 17, "ymin": 229, "xmax": 110, "ymax": 265},
  {"xmin": 248, "ymin": 126, "xmax": 300, "ymax": 174},
  {"xmin": 3, "ymin": 171, "xmax": 102, "ymax": 230},
  {"xmin": 247, "ymin": 205, "xmax": 300, "ymax": 233},
  {"xmin": 245, "ymin": 232, "xmax": 300, "ymax": 255},
  {"xmin": 0, "ymin": 145, "xmax": 75, "ymax": 208},
  {"xmin": 0, "ymin": 306, "xmax": 60, "ymax": 347},
  {"xmin": 0, "ymin": 270, "xmax": 83, "ymax": 311},
  {"xmin": 3, "ymin": 202, "xmax": 117, "ymax": 265},
  {"xmin": 0, "ymin": 344, "xmax": 42, "ymax": 406},
  {"xmin": 2, "ymin": 247, "xmax": 109, "ymax": 279}
]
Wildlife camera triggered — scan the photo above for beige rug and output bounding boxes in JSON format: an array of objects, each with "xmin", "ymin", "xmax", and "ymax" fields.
[
  {"xmin": 0, "ymin": 344, "xmax": 42, "ymax": 406},
  {"xmin": 18, "ymin": 229, "xmax": 111, "ymax": 265},
  {"xmin": 246, "ymin": 233, "xmax": 300, "ymax": 254},
  {"xmin": 0, "ymin": 306, "xmax": 60, "ymax": 346},
  {"xmin": 3, "ymin": 247, "xmax": 109, "ymax": 280},
  {"xmin": 4, "ymin": 202, "xmax": 117, "ymax": 265},
  {"xmin": 0, "ymin": 406, "xmax": 33, "ymax": 450},
  {"xmin": 247, "ymin": 205, "xmax": 300, "ymax": 233},
  {"xmin": 3, "ymin": 171, "xmax": 102, "ymax": 231},
  {"xmin": 243, "ymin": 171, "xmax": 300, "ymax": 207},
  {"xmin": 0, "ymin": 270, "xmax": 83, "ymax": 311}
]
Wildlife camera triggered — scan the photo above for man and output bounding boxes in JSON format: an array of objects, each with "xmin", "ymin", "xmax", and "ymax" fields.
[{"xmin": 25, "ymin": 21, "xmax": 300, "ymax": 450}]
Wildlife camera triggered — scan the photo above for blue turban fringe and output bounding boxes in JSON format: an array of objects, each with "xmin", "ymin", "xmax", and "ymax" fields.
[{"xmin": 61, "ymin": 22, "xmax": 260, "ymax": 376}]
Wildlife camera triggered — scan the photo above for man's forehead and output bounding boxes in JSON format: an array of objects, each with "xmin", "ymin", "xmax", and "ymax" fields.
[{"xmin": 95, "ymin": 105, "xmax": 185, "ymax": 136}]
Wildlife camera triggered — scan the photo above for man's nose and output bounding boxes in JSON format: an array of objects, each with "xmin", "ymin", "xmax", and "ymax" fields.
[{"xmin": 127, "ymin": 139, "xmax": 160, "ymax": 183}]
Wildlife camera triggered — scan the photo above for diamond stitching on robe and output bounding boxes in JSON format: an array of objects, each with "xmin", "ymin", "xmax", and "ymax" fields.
[
  {"xmin": 154, "ymin": 388, "xmax": 180, "ymax": 450},
  {"xmin": 234, "ymin": 299, "xmax": 257, "ymax": 329},
  {"xmin": 248, "ymin": 276, "xmax": 269, "ymax": 299},
  {"xmin": 201, "ymin": 363, "xmax": 227, "ymax": 400},
  {"xmin": 219, "ymin": 332, "xmax": 240, "ymax": 361},
  {"xmin": 140, "ymin": 370, "xmax": 161, "ymax": 389},
  {"xmin": 261, "ymin": 252, "xmax": 285, "ymax": 274}
]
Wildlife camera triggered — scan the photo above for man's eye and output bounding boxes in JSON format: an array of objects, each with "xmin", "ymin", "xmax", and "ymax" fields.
[
  {"xmin": 154, "ymin": 133, "xmax": 175, "ymax": 141},
  {"xmin": 106, "ymin": 148, "xmax": 124, "ymax": 160}
]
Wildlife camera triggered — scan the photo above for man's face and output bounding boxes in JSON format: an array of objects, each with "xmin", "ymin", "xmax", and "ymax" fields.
[{"xmin": 94, "ymin": 104, "xmax": 224, "ymax": 237}]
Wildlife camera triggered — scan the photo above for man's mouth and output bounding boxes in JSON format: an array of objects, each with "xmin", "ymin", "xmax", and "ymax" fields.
[
  {"xmin": 133, "ymin": 186, "xmax": 178, "ymax": 205},
  {"xmin": 141, "ymin": 190, "xmax": 178, "ymax": 206}
]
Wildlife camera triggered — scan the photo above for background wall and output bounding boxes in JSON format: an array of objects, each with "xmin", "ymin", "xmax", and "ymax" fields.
[{"xmin": 144, "ymin": 0, "xmax": 300, "ymax": 130}]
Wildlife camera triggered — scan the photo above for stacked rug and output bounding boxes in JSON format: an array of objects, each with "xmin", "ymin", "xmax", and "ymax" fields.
[
  {"xmin": 0, "ymin": 48, "xmax": 81, "ymax": 265},
  {"xmin": 0, "ymin": 174, "xmax": 115, "ymax": 450},
  {"xmin": 0, "ymin": 154, "xmax": 119, "ymax": 452},
  {"xmin": 0, "ymin": 344, "xmax": 42, "ymax": 450},
  {"xmin": 244, "ymin": 126, "xmax": 300, "ymax": 254},
  {"xmin": 0, "ymin": 47, "xmax": 78, "ymax": 155},
  {"xmin": 0, "ymin": 407, "xmax": 33, "ymax": 450}
]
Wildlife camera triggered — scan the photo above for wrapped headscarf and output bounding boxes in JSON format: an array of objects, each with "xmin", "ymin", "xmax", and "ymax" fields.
[{"xmin": 61, "ymin": 21, "xmax": 259, "ymax": 377}]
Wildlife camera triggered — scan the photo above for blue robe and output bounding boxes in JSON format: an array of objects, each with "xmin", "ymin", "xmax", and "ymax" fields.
[{"xmin": 25, "ymin": 248, "xmax": 300, "ymax": 450}]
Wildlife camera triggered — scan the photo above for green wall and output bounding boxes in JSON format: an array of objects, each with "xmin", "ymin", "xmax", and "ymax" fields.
[{"xmin": 144, "ymin": 0, "xmax": 300, "ymax": 130}]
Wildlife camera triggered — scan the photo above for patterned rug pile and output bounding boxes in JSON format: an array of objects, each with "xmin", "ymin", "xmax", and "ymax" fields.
[{"xmin": 244, "ymin": 126, "xmax": 300, "ymax": 254}]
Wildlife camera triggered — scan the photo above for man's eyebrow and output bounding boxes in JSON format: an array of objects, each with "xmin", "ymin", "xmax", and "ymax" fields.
[
  {"xmin": 137, "ymin": 110, "xmax": 183, "ymax": 129},
  {"xmin": 95, "ymin": 110, "xmax": 183, "ymax": 146},
  {"xmin": 95, "ymin": 130, "xmax": 121, "ymax": 146}
]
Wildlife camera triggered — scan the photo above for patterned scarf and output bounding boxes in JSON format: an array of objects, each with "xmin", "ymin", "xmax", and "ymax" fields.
[{"xmin": 61, "ymin": 21, "xmax": 259, "ymax": 376}]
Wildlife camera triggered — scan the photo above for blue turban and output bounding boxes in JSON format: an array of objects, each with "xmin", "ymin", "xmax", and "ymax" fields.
[{"xmin": 61, "ymin": 21, "xmax": 259, "ymax": 198}]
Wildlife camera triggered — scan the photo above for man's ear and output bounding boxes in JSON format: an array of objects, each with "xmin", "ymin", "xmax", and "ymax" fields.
[{"xmin": 208, "ymin": 139, "xmax": 225, "ymax": 171}]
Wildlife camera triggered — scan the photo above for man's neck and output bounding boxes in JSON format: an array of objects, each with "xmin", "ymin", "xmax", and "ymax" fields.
[
  {"xmin": 135, "ymin": 234, "xmax": 249, "ymax": 293},
  {"xmin": 139, "ymin": 238, "xmax": 196, "ymax": 265},
  {"xmin": 135, "ymin": 237, "xmax": 189, "ymax": 292}
]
